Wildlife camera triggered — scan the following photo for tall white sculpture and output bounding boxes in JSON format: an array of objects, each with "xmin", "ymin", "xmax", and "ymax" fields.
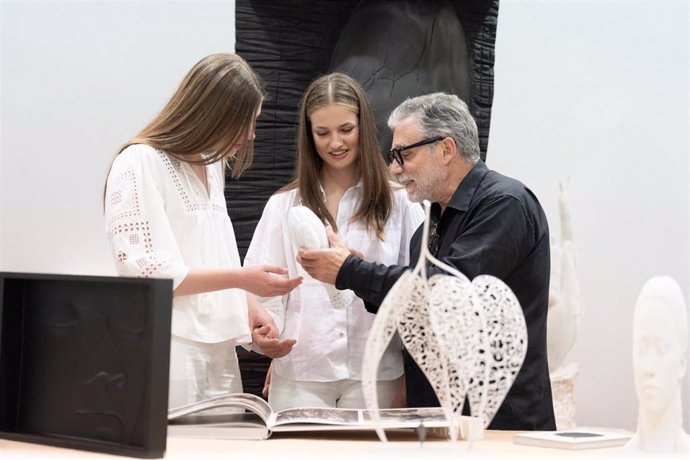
[
  {"xmin": 361, "ymin": 200, "xmax": 527, "ymax": 442},
  {"xmin": 626, "ymin": 276, "xmax": 689, "ymax": 453},
  {"xmin": 547, "ymin": 181, "xmax": 583, "ymax": 429}
]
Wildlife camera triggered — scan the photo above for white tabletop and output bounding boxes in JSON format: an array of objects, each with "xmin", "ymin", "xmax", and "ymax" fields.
[{"xmin": 0, "ymin": 429, "xmax": 649, "ymax": 460}]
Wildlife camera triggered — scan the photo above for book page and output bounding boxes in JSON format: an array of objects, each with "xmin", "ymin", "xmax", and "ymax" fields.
[
  {"xmin": 167, "ymin": 412, "xmax": 271, "ymax": 441},
  {"xmin": 269, "ymin": 406, "xmax": 450, "ymax": 430},
  {"xmin": 168, "ymin": 393, "xmax": 273, "ymax": 425},
  {"xmin": 361, "ymin": 407, "xmax": 447, "ymax": 427},
  {"xmin": 270, "ymin": 407, "xmax": 361, "ymax": 428}
]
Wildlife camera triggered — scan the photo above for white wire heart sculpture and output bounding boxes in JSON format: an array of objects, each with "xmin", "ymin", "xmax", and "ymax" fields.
[{"xmin": 361, "ymin": 200, "xmax": 527, "ymax": 441}]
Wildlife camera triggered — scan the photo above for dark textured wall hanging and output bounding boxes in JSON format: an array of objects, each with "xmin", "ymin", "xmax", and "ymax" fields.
[{"xmin": 231, "ymin": 0, "xmax": 498, "ymax": 398}]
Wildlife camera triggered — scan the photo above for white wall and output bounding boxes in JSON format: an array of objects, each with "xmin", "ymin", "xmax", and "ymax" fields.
[
  {"xmin": 489, "ymin": 0, "xmax": 689, "ymax": 430},
  {"xmin": 1, "ymin": 0, "xmax": 688, "ymax": 432},
  {"xmin": 0, "ymin": 0, "xmax": 235, "ymax": 275}
]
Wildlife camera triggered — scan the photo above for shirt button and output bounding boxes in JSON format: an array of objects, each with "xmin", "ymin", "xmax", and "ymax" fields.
[{"xmin": 339, "ymin": 333, "xmax": 344, "ymax": 338}]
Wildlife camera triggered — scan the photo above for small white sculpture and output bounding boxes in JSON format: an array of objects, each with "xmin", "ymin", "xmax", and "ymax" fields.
[
  {"xmin": 361, "ymin": 200, "xmax": 527, "ymax": 442},
  {"xmin": 287, "ymin": 206, "xmax": 329, "ymax": 250},
  {"xmin": 626, "ymin": 276, "xmax": 689, "ymax": 453},
  {"xmin": 547, "ymin": 181, "xmax": 582, "ymax": 372},
  {"xmin": 287, "ymin": 206, "xmax": 354, "ymax": 308},
  {"xmin": 547, "ymin": 181, "xmax": 583, "ymax": 430}
]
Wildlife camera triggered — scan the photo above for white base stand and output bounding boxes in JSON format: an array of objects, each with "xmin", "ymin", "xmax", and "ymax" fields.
[{"xmin": 550, "ymin": 362, "xmax": 578, "ymax": 430}]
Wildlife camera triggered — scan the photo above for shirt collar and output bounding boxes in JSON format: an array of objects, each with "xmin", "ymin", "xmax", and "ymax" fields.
[
  {"xmin": 316, "ymin": 178, "xmax": 364, "ymax": 198},
  {"xmin": 444, "ymin": 159, "xmax": 489, "ymax": 212}
]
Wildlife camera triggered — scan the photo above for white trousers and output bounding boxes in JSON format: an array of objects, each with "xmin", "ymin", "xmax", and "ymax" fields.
[
  {"xmin": 168, "ymin": 335, "xmax": 243, "ymax": 409},
  {"xmin": 268, "ymin": 372, "xmax": 403, "ymax": 411}
]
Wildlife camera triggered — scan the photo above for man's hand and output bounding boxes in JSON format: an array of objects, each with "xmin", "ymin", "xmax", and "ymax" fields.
[
  {"xmin": 239, "ymin": 264, "xmax": 302, "ymax": 297},
  {"xmin": 325, "ymin": 226, "xmax": 362, "ymax": 257},
  {"xmin": 297, "ymin": 227, "xmax": 358, "ymax": 284}
]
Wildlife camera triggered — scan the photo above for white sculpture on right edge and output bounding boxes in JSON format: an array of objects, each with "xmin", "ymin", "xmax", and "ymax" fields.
[
  {"xmin": 626, "ymin": 276, "xmax": 689, "ymax": 454},
  {"xmin": 547, "ymin": 181, "xmax": 583, "ymax": 429}
]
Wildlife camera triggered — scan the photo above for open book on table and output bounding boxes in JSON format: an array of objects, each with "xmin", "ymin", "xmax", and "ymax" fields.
[{"xmin": 167, "ymin": 393, "xmax": 450, "ymax": 440}]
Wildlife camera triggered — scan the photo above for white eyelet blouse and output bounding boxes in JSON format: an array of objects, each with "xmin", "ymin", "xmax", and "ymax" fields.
[{"xmin": 105, "ymin": 144, "xmax": 250, "ymax": 344}]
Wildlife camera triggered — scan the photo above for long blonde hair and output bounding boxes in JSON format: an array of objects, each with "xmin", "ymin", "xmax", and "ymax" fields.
[
  {"xmin": 282, "ymin": 73, "xmax": 392, "ymax": 240},
  {"xmin": 112, "ymin": 53, "xmax": 263, "ymax": 173}
]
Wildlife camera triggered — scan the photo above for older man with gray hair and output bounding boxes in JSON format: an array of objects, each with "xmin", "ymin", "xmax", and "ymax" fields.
[{"xmin": 298, "ymin": 92, "xmax": 555, "ymax": 430}]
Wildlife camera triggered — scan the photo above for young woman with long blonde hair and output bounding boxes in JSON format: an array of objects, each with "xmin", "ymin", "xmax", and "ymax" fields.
[
  {"xmin": 104, "ymin": 53, "xmax": 301, "ymax": 408},
  {"xmin": 245, "ymin": 73, "xmax": 423, "ymax": 410}
]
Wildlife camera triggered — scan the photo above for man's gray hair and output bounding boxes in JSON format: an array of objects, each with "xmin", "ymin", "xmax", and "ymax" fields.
[{"xmin": 387, "ymin": 92, "xmax": 480, "ymax": 163}]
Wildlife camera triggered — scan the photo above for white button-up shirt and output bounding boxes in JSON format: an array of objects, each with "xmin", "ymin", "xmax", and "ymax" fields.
[
  {"xmin": 244, "ymin": 184, "xmax": 424, "ymax": 381},
  {"xmin": 105, "ymin": 144, "xmax": 250, "ymax": 344}
]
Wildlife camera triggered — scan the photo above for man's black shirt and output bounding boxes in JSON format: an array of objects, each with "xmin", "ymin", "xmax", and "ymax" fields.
[{"xmin": 336, "ymin": 160, "xmax": 556, "ymax": 430}]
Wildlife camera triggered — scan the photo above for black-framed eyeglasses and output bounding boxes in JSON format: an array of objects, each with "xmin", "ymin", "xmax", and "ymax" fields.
[{"xmin": 387, "ymin": 136, "xmax": 444, "ymax": 166}]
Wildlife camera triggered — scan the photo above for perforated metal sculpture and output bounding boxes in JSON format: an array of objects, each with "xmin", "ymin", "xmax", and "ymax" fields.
[{"xmin": 361, "ymin": 200, "xmax": 527, "ymax": 441}]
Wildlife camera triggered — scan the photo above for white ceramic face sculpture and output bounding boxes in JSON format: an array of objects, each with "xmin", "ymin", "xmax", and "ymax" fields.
[
  {"xmin": 628, "ymin": 276, "xmax": 689, "ymax": 453},
  {"xmin": 287, "ymin": 206, "xmax": 354, "ymax": 308}
]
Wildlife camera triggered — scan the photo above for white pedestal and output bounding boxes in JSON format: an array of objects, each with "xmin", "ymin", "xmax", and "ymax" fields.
[{"xmin": 550, "ymin": 362, "xmax": 579, "ymax": 430}]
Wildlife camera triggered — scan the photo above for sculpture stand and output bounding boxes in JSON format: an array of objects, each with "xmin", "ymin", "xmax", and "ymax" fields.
[
  {"xmin": 425, "ymin": 416, "xmax": 484, "ymax": 441},
  {"xmin": 550, "ymin": 362, "xmax": 578, "ymax": 430}
]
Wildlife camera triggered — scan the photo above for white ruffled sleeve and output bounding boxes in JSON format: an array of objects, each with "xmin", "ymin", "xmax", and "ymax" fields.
[{"xmin": 105, "ymin": 146, "xmax": 190, "ymax": 288}]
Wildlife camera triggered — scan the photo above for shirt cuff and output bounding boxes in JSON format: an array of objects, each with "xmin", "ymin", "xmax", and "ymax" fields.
[
  {"xmin": 335, "ymin": 254, "xmax": 358, "ymax": 290},
  {"xmin": 335, "ymin": 255, "xmax": 381, "ymax": 314}
]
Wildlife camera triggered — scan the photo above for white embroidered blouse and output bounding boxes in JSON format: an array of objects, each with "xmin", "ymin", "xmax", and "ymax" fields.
[
  {"xmin": 105, "ymin": 144, "xmax": 250, "ymax": 344},
  {"xmin": 244, "ymin": 184, "xmax": 424, "ymax": 381}
]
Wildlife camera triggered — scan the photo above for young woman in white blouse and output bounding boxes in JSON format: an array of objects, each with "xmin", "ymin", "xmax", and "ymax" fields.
[
  {"xmin": 244, "ymin": 73, "xmax": 424, "ymax": 410},
  {"xmin": 104, "ymin": 53, "xmax": 302, "ymax": 409}
]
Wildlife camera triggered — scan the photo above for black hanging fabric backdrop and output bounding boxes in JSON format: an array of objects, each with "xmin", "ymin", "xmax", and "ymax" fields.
[{"xmin": 231, "ymin": 0, "xmax": 499, "ymax": 398}]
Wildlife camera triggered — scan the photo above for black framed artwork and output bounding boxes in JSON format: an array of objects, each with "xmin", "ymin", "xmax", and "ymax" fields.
[{"xmin": 0, "ymin": 272, "xmax": 172, "ymax": 458}]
